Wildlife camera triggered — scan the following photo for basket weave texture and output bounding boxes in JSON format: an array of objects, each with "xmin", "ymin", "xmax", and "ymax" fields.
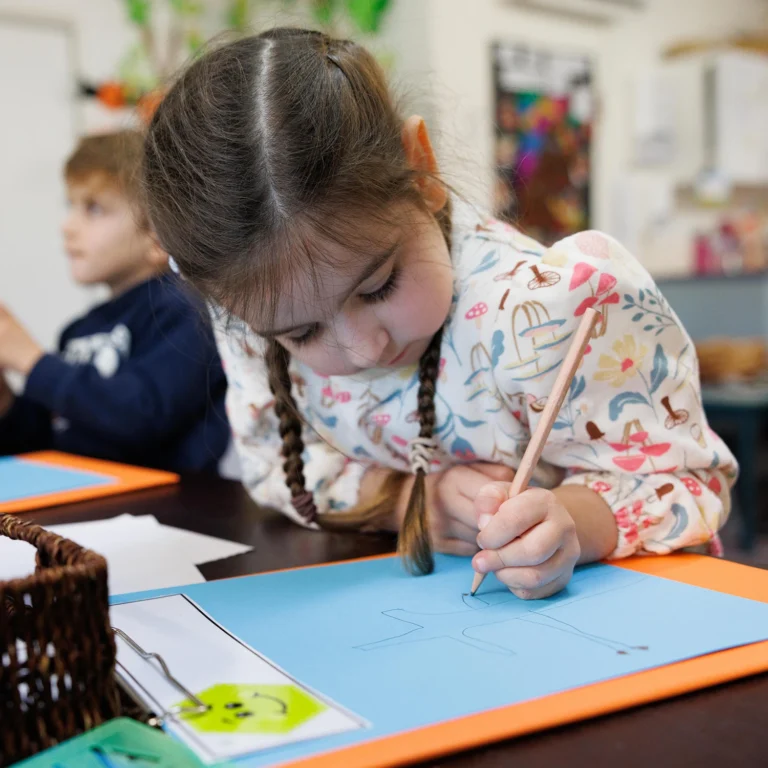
[{"xmin": 0, "ymin": 514, "xmax": 119, "ymax": 765}]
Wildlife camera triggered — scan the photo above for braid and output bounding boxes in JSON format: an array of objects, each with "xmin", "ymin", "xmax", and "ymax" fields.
[
  {"xmin": 399, "ymin": 328, "xmax": 443, "ymax": 575},
  {"xmin": 265, "ymin": 339, "xmax": 410, "ymax": 534},
  {"xmin": 264, "ymin": 329, "xmax": 445, "ymax": 568},
  {"xmin": 265, "ymin": 340, "xmax": 317, "ymax": 522}
]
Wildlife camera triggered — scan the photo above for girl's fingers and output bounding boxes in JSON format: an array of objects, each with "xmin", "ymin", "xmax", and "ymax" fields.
[
  {"xmin": 508, "ymin": 571, "xmax": 573, "ymax": 601},
  {"xmin": 430, "ymin": 490, "xmax": 472, "ymax": 536},
  {"xmin": 452, "ymin": 465, "xmax": 508, "ymax": 503},
  {"xmin": 491, "ymin": 546, "xmax": 574, "ymax": 594},
  {"xmin": 474, "ymin": 481, "xmax": 514, "ymax": 522},
  {"xmin": 437, "ymin": 497, "xmax": 480, "ymax": 544},
  {"xmin": 476, "ymin": 489, "xmax": 552, "ymax": 550},
  {"xmin": 477, "ymin": 518, "xmax": 563, "ymax": 571},
  {"xmin": 447, "ymin": 517, "xmax": 479, "ymax": 544},
  {"xmin": 434, "ymin": 537, "xmax": 479, "ymax": 557},
  {"xmin": 468, "ymin": 462, "xmax": 516, "ymax": 482}
]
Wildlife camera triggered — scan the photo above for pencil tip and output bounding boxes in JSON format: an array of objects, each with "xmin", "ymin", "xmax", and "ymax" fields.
[{"xmin": 469, "ymin": 589, "xmax": 476, "ymax": 597}]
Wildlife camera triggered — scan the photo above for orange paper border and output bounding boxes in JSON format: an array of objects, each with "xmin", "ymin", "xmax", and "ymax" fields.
[
  {"xmin": 273, "ymin": 553, "xmax": 768, "ymax": 768},
  {"xmin": 0, "ymin": 451, "xmax": 178, "ymax": 514}
]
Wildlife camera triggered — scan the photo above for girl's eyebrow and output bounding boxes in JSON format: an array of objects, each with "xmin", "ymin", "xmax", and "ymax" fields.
[
  {"xmin": 337, "ymin": 241, "xmax": 399, "ymax": 304},
  {"xmin": 257, "ymin": 243, "xmax": 399, "ymax": 337}
]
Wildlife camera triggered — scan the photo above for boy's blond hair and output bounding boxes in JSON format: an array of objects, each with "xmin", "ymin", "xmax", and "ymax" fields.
[{"xmin": 64, "ymin": 130, "xmax": 148, "ymax": 229}]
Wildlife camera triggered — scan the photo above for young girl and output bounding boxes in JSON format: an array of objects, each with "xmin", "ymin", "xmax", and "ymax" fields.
[{"xmin": 143, "ymin": 28, "xmax": 736, "ymax": 599}]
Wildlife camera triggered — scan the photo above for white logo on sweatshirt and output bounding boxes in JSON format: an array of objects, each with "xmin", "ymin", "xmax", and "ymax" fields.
[{"xmin": 62, "ymin": 324, "xmax": 131, "ymax": 378}]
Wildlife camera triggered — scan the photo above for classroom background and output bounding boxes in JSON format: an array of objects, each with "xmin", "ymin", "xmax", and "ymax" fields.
[
  {"xmin": 2, "ymin": 0, "xmax": 768, "ymax": 566},
  {"xmin": 4, "ymin": 2, "xmax": 768, "ymax": 766}
]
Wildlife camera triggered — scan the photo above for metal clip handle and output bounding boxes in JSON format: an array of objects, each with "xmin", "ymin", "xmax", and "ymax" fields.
[{"xmin": 113, "ymin": 626, "xmax": 209, "ymax": 721}]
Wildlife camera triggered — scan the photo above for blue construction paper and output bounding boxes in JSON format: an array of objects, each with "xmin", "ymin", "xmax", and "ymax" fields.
[
  {"xmin": 0, "ymin": 456, "xmax": 114, "ymax": 503},
  {"xmin": 112, "ymin": 555, "xmax": 768, "ymax": 767}
]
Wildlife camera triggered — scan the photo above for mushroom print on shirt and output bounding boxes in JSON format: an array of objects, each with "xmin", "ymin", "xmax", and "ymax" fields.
[{"xmin": 213, "ymin": 208, "xmax": 738, "ymax": 560}]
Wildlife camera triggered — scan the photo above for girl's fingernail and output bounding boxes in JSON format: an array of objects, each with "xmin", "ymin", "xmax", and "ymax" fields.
[
  {"xmin": 478, "ymin": 513, "xmax": 492, "ymax": 531},
  {"xmin": 476, "ymin": 486, "xmax": 504, "ymax": 515},
  {"xmin": 474, "ymin": 554, "xmax": 488, "ymax": 573}
]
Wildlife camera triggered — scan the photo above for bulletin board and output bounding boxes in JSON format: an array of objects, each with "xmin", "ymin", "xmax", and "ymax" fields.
[{"xmin": 492, "ymin": 41, "xmax": 593, "ymax": 246}]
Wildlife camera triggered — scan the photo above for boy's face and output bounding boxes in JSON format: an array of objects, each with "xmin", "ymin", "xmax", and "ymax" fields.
[{"xmin": 62, "ymin": 174, "xmax": 159, "ymax": 295}]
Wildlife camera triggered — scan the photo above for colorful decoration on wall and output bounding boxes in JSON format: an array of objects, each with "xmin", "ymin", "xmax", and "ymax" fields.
[{"xmin": 492, "ymin": 42, "xmax": 594, "ymax": 247}]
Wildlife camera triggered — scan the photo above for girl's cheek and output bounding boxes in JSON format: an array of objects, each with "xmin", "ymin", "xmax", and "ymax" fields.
[
  {"xmin": 393, "ymin": 276, "xmax": 450, "ymax": 331},
  {"xmin": 295, "ymin": 345, "xmax": 353, "ymax": 377}
]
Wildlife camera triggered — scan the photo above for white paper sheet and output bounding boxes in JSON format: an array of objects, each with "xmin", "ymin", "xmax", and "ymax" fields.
[
  {"xmin": 0, "ymin": 515, "xmax": 252, "ymax": 595},
  {"xmin": 128, "ymin": 515, "xmax": 253, "ymax": 565}
]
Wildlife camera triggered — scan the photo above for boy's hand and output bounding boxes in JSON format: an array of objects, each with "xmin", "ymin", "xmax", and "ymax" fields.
[
  {"xmin": 0, "ymin": 374, "xmax": 14, "ymax": 418},
  {"xmin": 0, "ymin": 305, "xmax": 43, "ymax": 375},
  {"xmin": 472, "ymin": 486, "xmax": 580, "ymax": 600}
]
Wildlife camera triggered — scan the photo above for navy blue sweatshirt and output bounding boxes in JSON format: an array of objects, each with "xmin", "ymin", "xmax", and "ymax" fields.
[{"xmin": 0, "ymin": 275, "xmax": 229, "ymax": 473}]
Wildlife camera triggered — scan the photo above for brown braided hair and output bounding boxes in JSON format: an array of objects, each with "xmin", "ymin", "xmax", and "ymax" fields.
[
  {"xmin": 396, "ymin": 328, "xmax": 443, "ymax": 574},
  {"xmin": 265, "ymin": 328, "xmax": 445, "ymax": 574},
  {"xmin": 143, "ymin": 28, "xmax": 451, "ymax": 574}
]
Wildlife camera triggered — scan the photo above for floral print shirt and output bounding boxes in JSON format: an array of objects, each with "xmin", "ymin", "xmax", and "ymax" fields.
[{"xmin": 212, "ymin": 209, "xmax": 737, "ymax": 559}]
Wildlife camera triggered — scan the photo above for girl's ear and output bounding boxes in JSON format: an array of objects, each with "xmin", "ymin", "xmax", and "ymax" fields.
[{"xmin": 402, "ymin": 115, "xmax": 448, "ymax": 214}]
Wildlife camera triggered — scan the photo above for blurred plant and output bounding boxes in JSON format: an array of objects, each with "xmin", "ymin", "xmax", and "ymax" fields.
[
  {"xmin": 309, "ymin": 0, "xmax": 391, "ymax": 34},
  {"xmin": 227, "ymin": 0, "xmax": 391, "ymax": 35},
  {"xmin": 80, "ymin": 0, "xmax": 393, "ymax": 123}
]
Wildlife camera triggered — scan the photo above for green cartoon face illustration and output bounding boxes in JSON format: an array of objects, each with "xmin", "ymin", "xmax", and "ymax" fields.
[{"xmin": 176, "ymin": 684, "xmax": 327, "ymax": 734}]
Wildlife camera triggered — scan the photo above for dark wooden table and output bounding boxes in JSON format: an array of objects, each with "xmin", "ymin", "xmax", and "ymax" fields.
[{"xmin": 19, "ymin": 475, "xmax": 768, "ymax": 767}]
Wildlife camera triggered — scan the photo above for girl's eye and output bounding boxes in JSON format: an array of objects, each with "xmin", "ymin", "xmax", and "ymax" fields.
[
  {"xmin": 290, "ymin": 324, "xmax": 321, "ymax": 347},
  {"xmin": 85, "ymin": 200, "xmax": 104, "ymax": 215},
  {"xmin": 360, "ymin": 267, "xmax": 401, "ymax": 304}
]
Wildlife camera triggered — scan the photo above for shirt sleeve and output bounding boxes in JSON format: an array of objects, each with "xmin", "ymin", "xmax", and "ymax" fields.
[
  {"xmin": 491, "ymin": 230, "xmax": 738, "ymax": 558},
  {"xmin": 21, "ymin": 292, "xmax": 225, "ymax": 454},
  {"xmin": 209, "ymin": 308, "xmax": 366, "ymax": 526},
  {"xmin": 0, "ymin": 394, "xmax": 52, "ymax": 455}
]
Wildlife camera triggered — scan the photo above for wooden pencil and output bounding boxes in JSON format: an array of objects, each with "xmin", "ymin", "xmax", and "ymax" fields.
[{"xmin": 469, "ymin": 307, "xmax": 600, "ymax": 596}]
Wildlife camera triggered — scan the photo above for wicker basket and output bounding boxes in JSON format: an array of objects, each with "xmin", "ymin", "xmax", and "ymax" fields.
[{"xmin": 0, "ymin": 514, "xmax": 120, "ymax": 766}]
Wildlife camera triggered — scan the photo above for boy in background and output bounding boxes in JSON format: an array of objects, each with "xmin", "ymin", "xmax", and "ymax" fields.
[{"xmin": 0, "ymin": 130, "xmax": 229, "ymax": 473}]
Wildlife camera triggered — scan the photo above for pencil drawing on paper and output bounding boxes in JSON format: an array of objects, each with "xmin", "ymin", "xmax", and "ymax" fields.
[{"xmin": 354, "ymin": 569, "xmax": 650, "ymax": 657}]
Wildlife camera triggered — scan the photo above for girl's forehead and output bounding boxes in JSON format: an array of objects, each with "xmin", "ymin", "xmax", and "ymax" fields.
[
  {"xmin": 281, "ymin": 263, "xmax": 355, "ymax": 321},
  {"xmin": 243, "ymin": 202, "xmax": 431, "ymax": 333},
  {"xmin": 251, "ymin": 237, "xmax": 393, "ymax": 335}
]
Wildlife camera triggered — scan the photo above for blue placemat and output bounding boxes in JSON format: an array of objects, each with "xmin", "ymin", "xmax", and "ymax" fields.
[
  {"xmin": 0, "ymin": 456, "xmax": 115, "ymax": 503},
  {"xmin": 112, "ymin": 555, "xmax": 768, "ymax": 767}
]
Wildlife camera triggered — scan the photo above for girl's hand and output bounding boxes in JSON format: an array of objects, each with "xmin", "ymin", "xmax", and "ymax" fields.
[
  {"xmin": 472, "ymin": 487, "xmax": 581, "ymax": 600},
  {"xmin": 364, "ymin": 463, "xmax": 517, "ymax": 556},
  {"xmin": 396, "ymin": 462, "xmax": 516, "ymax": 556}
]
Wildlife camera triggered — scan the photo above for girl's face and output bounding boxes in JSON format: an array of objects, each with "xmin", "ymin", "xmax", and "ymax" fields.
[{"xmin": 257, "ymin": 205, "xmax": 454, "ymax": 376}]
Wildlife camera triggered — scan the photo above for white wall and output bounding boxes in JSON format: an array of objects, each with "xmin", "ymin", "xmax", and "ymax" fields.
[
  {"xmin": 0, "ymin": 12, "xmax": 89, "ymax": 359},
  {"xmin": 0, "ymin": 1, "xmax": 132, "ymax": 356},
  {"xmin": 0, "ymin": 0, "xmax": 131, "ymax": 76},
  {"xmin": 0, "ymin": 0, "xmax": 139, "ymax": 132},
  {"xmin": 414, "ymin": 0, "xmax": 768, "ymax": 230}
]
